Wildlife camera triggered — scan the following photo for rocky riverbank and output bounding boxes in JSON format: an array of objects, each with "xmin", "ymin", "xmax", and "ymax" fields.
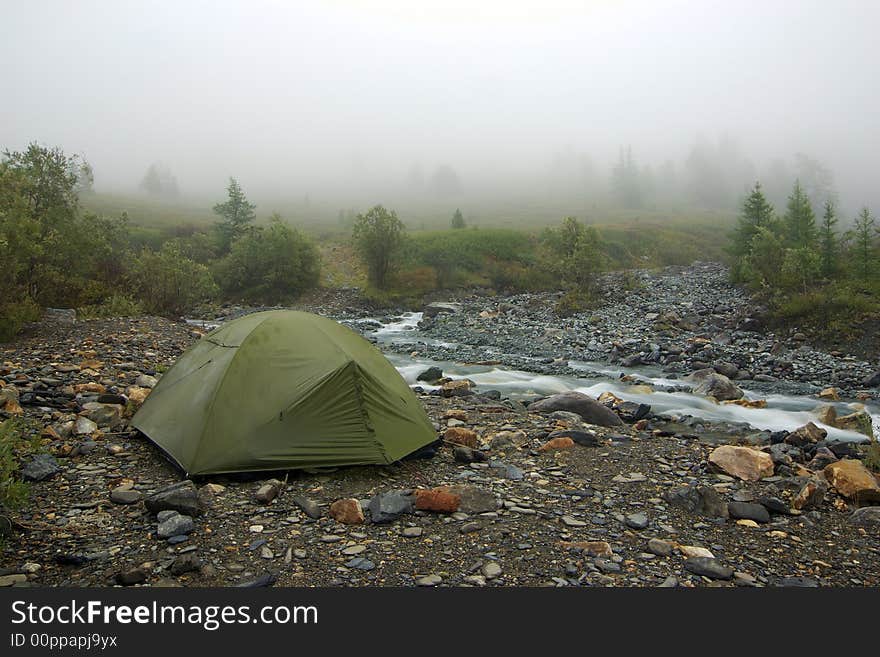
[{"xmin": 1, "ymin": 263, "xmax": 878, "ymax": 588}]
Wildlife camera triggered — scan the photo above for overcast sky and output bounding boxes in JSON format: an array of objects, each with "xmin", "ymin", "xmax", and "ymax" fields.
[{"xmin": 2, "ymin": 0, "xmax": 878, "ymax": 206}]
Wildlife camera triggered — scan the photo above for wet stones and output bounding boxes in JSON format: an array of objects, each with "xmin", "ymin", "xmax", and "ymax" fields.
[
  {"xmin": 823, "ymin": 460, "xmax": 880, "ymax": 503},
  {"xmin": 784, "ymin": 422, "xmax": 826, "ymax": 447},
  {"xmin": 687, "ymin": 369, "xmax": 743, "ymax": 401}
]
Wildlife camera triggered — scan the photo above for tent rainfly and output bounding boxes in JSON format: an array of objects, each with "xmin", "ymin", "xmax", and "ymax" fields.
[{"xmin": 132, "ymin": 310, "xmax": 437, "ymax": 476}]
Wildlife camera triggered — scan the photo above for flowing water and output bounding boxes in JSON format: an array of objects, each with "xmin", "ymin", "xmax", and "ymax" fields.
[{"xmin": 366, "ymin": 312, "xmax": 880, "ymax": 443}]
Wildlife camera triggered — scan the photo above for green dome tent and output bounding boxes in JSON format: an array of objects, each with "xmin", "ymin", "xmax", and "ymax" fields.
[{"xmin": 132, "ymin": 310, "xmax": 437, "ymax": 476}]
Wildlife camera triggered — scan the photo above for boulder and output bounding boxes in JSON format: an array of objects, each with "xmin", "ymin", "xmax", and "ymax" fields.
[
  {"xmin": 727, "ymin": 501, "xmax": 770, "ymax": 523},
  {"xmin": 441, "ymin": 380, "xmax": 474, "ymax": 398},
  {"xmin": 823, "ymin": 460, "xmax": 880, "ymax": 503},
  {"xmin": 792, "ymin": 478, "xmax": 828, "ymax": 510},
  {"xmin": 708, "ymin": 445, "xmax": 774, "ymax": 481},
  {"xmin": 687, "ymin": 369, "xmax": 743, "ymax": 401},
  {"xmin": 861, "ymin": 370, "xmax": 880, "ymax": 388},
  {"xmin": 849, "ymin": 506, "xmax": 880, "ymax": 526},
  {"xmin": 538, "ymin": 436, "xmax": 575, "ymax": 452},
  {"xmin": 785, "ymin": 422, "xmax": 827, "ymax": 447},
  {"xmin": 416, "ymin": 367, "xmax": 443, "ymax": 383},
  {"xmin": 21, "ymin": 454, "xmax": 61, "ymax": 482},
  {"xmin": 144, "ymin": 480, "xmax": 205, "ymax": 517},
  {"xmin": 834, "ymin": 411, "xmax": 874, "ymax": 439},
  {"xmin": 527, "ymin": 391, "xmax": 624, "ymax": 427}
]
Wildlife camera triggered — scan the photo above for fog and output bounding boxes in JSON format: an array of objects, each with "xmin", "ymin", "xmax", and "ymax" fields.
[{"xmin": 2, "ymin": 0, "xmax": 878, "ymax": 216}]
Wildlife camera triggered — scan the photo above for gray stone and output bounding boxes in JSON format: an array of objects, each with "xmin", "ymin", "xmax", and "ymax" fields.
[
  {"xmin": 21, "ymin": 454, "xmax": 60, "ymax": 482},
  {"xmin": 169, "ymin": 554, "xmax": 201, "ymax": 576},
  {"xmin": 110, "ymin": 488, "xmax": 142, "ymax": 505},
  {"xmin": 528, "ymin": 391, "xmax": 625, "ymax": 427},
  {"xmin": 145, "ymin": 481, "xmax": 205, "ymax": 517},
  {"xmin": 684, "ymin": 557, "xmax": 733, "ymax": 580},
  {"xmin": 292, "ymin": 496, "xmax": 322, "ymax": 519},
  {"xmin": 663, "ymin": 485, "xmax": 728, "ymax": 518},
  {"xmin": 367, "ymin": 491, "xmax": 414, "ymax": 523},
  {"xmin": 727, "ymin": 501, "xmax": 771, "ymax": 523},
  {"xmin": 687, "ymin": 369, "xmax": 743, "ymax": 401},
  {"xmin": 625, "ymin": 512, "xmax": 649, "ymax": 530},
  {"xmin": 849, "ymin": 506, "xmax": 880, "ymax": 526},
  {"xmin": 157, "ymin": 514, "xmax": 194, "ymax": 539},
  {"xmin": 255, "ymin": 480, "xmax": 282, "ymax": 504}
]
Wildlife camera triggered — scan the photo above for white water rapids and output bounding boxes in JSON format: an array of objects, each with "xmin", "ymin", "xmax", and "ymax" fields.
[{"xmin": 366, "ymin": 312, "xmax": 880, "ymax": 443}]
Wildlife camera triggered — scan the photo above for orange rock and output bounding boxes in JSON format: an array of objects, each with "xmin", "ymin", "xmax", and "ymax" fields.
[
  {"xmin": 708, "ymin": 445, "xmax": 774, "ymax": 481},
  {"xmin": 633, "ymin": 419, "xmax": 649, "ymax": 431},
  {"xmin": 444, "ymin": 427, "xmax": 478, "ymax": 448},
  {"xmin": 328, "ymin": 498, "xmax": 364, "ymax": 524},
  {"xmin": 538, "ymin": 436, "xmax": 575, "ymax": 452},
  {"xmin": 823, "ymin": 460, "xmax": 880, "ymax": 502},
  {"xmin": 722, "ymin": 398, "xmax": 767, "ymax": 409},
  {"xmin": 126, "ymin": 386, "xmax": 151, "ymax": 406},
  {"xmin": 79, "ymin": 359, "xmax": 104, "ymax": 370},
  {"xmin": 414, "ymin": 488, "xmax": 460, "ymax": 513},
  {"xmin": 74, "ymin": 382, "xmax": 106, "ymax": 394},
  {"xmin": 443, "ymin": 409, "xmax": 469, "ymax": 421}
]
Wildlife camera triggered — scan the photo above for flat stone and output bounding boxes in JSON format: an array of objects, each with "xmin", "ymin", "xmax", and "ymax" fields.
[
  {"xmin": 110, "ymin": 488, "xmax": 143, "ymax": 505},
  {"xmin": 684, "ymin": 557, "xmax": 733, "ymax": 580}
]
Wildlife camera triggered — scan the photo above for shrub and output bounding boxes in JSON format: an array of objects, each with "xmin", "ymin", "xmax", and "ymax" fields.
[
  {"xmin": 0, "ymin": 419, "xmax": 32, "ymax": 509},
  {"xmin": 128, "ymin": 241, "xmax": 217, "ymax": 316},
  {"xmin": 0, "ymin": 298, "xmax": 41, "ymax": 343},
  {"xmin": 215, "ymin": 216, "xmax": 320, "ymax": 303},
  {"xmin": 77, "ymin": 294, "xmax": 144, "ymax": 319}
]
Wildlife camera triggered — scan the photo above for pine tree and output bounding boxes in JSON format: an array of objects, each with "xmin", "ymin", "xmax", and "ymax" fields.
[
  {"xmin": 852, "ymin": 207, "xmax": 876, "ymax": 284},
  {"xmin": 818, "ymin": 200, "xmax": 838, "ymax": 278},
  {"xmin": 213, "ymin": 177, "xmax": 256, "ymax": 254},
  {"xmin": 451, "ymin": 208, "xmax": 465, "ymax": 229},
  {"xmin": 782, "ymin": 180, "xmax": 817, "ymax": 249},
  {"xmin": 731, "ymin": 182, "xmax": 775, "ymax": 258}
]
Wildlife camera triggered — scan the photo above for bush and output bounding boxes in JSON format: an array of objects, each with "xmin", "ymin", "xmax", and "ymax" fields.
[
  {"xmin": 214, "ymin": 216, "xmax": 320, "ymax": 303},
  {"xmin": 77, "ymin": 294, "xmax": 144, "ymax": 319},
  {"xmin": 128, "ymin": 241, "xmax": 217, "ymax": 316},
  {"xmin": 0, "ymin": 419, "xmax": 32, "ymax": 509},
  {"xmin": 0, "ymin": 298, "xmax": 41, "ymax": 343}
]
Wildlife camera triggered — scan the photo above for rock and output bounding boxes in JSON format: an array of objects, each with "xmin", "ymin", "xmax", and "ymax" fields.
[
  {"xmin": 110, "ymin": 488, "xmax": 143, "ymax": 505},
  {"xmin": 807, "ymin": 447, "xmax": 838, "ymax": 471},
  {"xmin": 255, "ymin": 479, "xmax": 283, "ymax": 504},
  {"xmin": 861, "ymin": 370, "xmax": 880, "ymax": 387},
  {"xmin": 145, "ymin": 480, "xmax": 205, "ymax": 517},
  {"xmin": 135, "ymin": 374, "xmax": 158, "ymax": 388},
  {"xmin": 727, "ymin": 501, "xmax": 770, "ymax": 523},
  {"xmin": 527, "ymin": 391, "xmax": 625, "ymax": 427},
  {"xmin": 401, "ymin": 527, "xmax": 423, "ymax": 538},
  {"xmin": 684, "ymin": 557, "xmax": 733, "ymax": 580},
  {"xmin": 678, "ymin": 545, "xmax": 715, "ymax": 559},
  {"xmin": 713, "ymin": 362, "xmax": 739, "ymax": 379},
  {"xmin": 115, "ymin": 567, "xmax": 148, "ymax": 586},
  {"xmin": 546, "ymin": 429, "xmax": 600, "ymax": 447},
  {"xmin": 416, "ymin": 366, "xmax": 443, "ymax": 382},
  {"xmin": 329, "ymin": 498, "xmax": 365, "ymax": 524},
  {"xmin": 647, "ymin": 538, "xmax": 675, "ymax": 557},
  {"xmin": 453, "ymin": 446, "xmax": 486, "ymax": 463},
  {"xmin": 437, "ymin": 485, "xmax": 499, "ymax": 513},
  {"xmin": 292, "ymin": 495, "xmax": 322, "ymax": 519},
  {"xmin": 367, "ymin": 491, "xmax": 414, "ymax": 523},
  {"xmin": 708, "ymin": 445, "xmax": 774, "ymax": 481},
  {"xmin": 561, "ymin": 515, "xmax": 587, "ymax": 527},
  {"xmin": 792, "ymin": 478, "xmax": 828, "ymax": 510},
  {"xmin": 687, "ymin": 369, "xmax": 743, "ymax": 401},
  {"xmin": 490, "ymin": 461, "xmax": 523, "ymax": 480},
  {"xmin": 417, "ymin": 574, "xmax": 442, "ymax": 586},
  {"xmin": 169, "ymin": 553, "xmax": 201, "ymax": 576},
  {"xmin": 488, "ymin": 430, "xmax": 526, "ymax": 448},
  {"xmin": 20, "ymin": 454, "xmax": 60, "ymax": 482},
  {"xmin": 441, "ymin": 380, "xmax": 474, "ymax": 398},
  {"xmin": 198, "ymin": 483, "xmax": 225, "ymax": 508},
  {"xmin": 482, "ymin": 562, "xmax": 502, "ymax": 579},
  {"xmin": 834, "ymin": 411, "xmax": 874, "ymax": 439},
  {"xmin": 0, "ymin": 386, "xmax": 22, "ymax": 415},
  {"xmin": 414, "ymin": 488, "xmax": 460, "ymax": 513},
  {"xmin": 823, "ymin": 460, "xmax": 880, "ymax": 503},
  {"xmin": 125, "ymin": 386, "xmax": 151, "ymax": 406},
  {"xmin": 663, "ymin": 485, "xmax": 729, "ymax": 518},
  {"xmin": 74, "ymin": 416, "xmax": 98, "ymax": 435},
  {"xmin": 785, "ymin": 422, "xmax": 826, "ymax": 447},
  {"xmin": 81, "ymin": 403, "xmax": 125, "ymax": 430},
  {"xmin": 849, "ymin": 506, "xmax": 880, "ymax": 526},
  {"xmin": 423, "ymin": 303, "xmax": 458, "ymax": 318},
  {"xmin": 444, "ymin": 427, "xmax": 478, "ymax": 448},
  {"xmin": 157, "ymin": 513, "xmax": 194, "ymax": 539},
  {"xmin": 818, "ymin": 387, "xmax": 840, "ymax": 401},
  {"xmin": 538, "ymin": 436, "xmax": 575, "ymax": 452},
  {"xmin": 561, "ymin": 541, "xmax": 613, "ymax": 557},
  {"xmin": 625, "ymin": 512, "xmax": 649, "ymax": 530},
  {"xmin": 757, "ymin": 496, "xmax": 792, "ymax": 515}
]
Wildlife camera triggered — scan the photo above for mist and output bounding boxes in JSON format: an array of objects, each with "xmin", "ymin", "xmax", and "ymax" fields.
[{"xmin": 2, "ymin": 0, "xmax": 878, "ymax": 215}]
